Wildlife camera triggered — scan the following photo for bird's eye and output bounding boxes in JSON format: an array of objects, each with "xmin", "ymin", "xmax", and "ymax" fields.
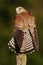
[{"xmin": 19, "ymin": 8, "xmax": 21, "ymax": 10}]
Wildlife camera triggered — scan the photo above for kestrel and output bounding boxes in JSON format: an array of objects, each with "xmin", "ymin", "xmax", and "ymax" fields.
[{"xmin": 8, "ymin": 7, "xmax": 39, "ymax": 54}]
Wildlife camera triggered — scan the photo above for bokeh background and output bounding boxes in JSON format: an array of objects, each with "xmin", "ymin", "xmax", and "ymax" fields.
[{"xmin": 0, "ymin": 0, "xmax": 43, "ymax": 65}]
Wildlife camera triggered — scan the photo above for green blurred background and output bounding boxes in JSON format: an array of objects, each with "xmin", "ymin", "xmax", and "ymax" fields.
[{"xmin": 0, "ymin": 0, "xmax": 43, "ymax": 65}]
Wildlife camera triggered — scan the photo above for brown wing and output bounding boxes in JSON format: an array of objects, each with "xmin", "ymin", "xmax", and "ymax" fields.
[
  {"xmin": 32, "ymin": 28, "xmax": 39, "ymax": 51},
  {"xmin": 14, "ymin": 15, "xmax": 24, "ymax": 48},
  {"xmin": 15, "ymin": 29, "xmax": 24, "ymax": 48},
  {"xmin": 27, "ymin": 13, "xmax": 39, "ymax": 51}
]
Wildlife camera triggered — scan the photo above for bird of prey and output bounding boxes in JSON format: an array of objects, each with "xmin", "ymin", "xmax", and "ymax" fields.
[{"xmin": 8, "ymin": 6, "xmax": 39, "ymax": 54}]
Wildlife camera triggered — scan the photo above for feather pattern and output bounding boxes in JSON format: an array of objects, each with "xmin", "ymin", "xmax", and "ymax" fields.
[{"xmin": 8, "ymin": 30, "xmax": 35, "ymax": 54}]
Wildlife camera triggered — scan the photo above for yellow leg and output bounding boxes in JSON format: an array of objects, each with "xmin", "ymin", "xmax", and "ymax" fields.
[{"xmin": 16, "ymin": 54, "xmax": 27, "ymax": 65}]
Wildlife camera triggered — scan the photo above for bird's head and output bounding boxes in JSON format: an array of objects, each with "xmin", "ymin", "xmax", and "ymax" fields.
[{"xmin": 16, "ymin": 6, "xmax": 27, "ymax": 14}]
